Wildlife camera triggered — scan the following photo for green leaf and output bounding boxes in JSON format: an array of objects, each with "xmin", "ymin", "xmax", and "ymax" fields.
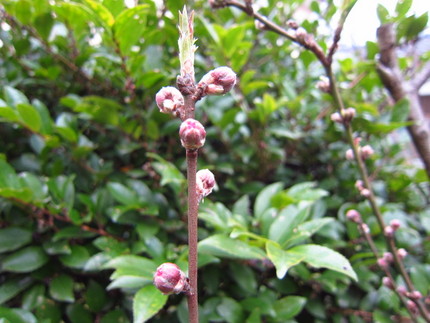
[
  {"xmin": 199, "ymin": 234, "xmax": 266, "ymax": 260},
  {"xmin": 216, "ymin": 297, "xmax": 244, "ymax": 323},
  {"xmin": 17, "ymin": 103, "xmax": 42, "ymax": 132},
  {"xmin": 390, "ymin": 98, "xmax": 409, "ymax": 122},
  {"xmin": 266, "ymin": 241, "xmax": 305, "ymax": 279},
  {"xmin": 133, "ymin": 285, "xmax": 168, "ymax": 323},
  {"xmin": 82, "ymin": 0, "xmax": 115, "ymax": 30},
  {"xmin": 21, "ymin": 284, "xmax": 45, "ymax": 311},
  {"xmin": 0, "ymin": 159, "xmax": 21, "ymax": 189},
  {"xmin": 50, "ymin": 274, "xmax": 75, "ymax": 302},
  {"xmin": 1, "ymin": 246, "xmax": 48, "ymax": 273},
  {"xmin": 254, "ymin": 182, "xmax": 284, "ymax": 219},
  {"xmin": 101, "ymin": 309, "xmax": 129, "ymax": 323},
  {"xmin": 273, "ymin": 296, "xmax": 306, "ymax": 320},
  {"xmin": 377, "ymin": 4, "xmax": 390, "ymax": 24},
  {"xmin": 104, "ymin": 255, "xmax": 157, "ymax": 280},
  {"xmin": 66, "ymin": 303, "xmax": 93, "ymax": 323},
  {"xmin": 107, "ymin": 182, "xmax": 141, "ymax": 206},
  {"xmin": 0, "ymin": 277, "xmax": 33, "ymax": 305},
  {"xmin": 60, "ymin": 245, "xmax": 90, "ymax": 269},
  {"xmin": 0, "ymin": 106, "xmax": 20, "ymax": 122},
  {"xmin": 289, "ymin": 244, "xmax": 358, "ymax": 281},
  {"xmin": 395, "ymin": 0, "xmax": 412, "ymax": 17},
  {"xmin": 113, "ymin": 5, "xmax": 150, "ymax": 55},
  {"xmin": 3, "ymin": 86, "xmax": 29, "ymax": 107},
  {"xmin": 0, "ymin": 227, "xmax": 32, "ymax": 253},
  {"xmin": 85, "ymin": 280, "xmax": 108, "ymax": 312},
  {"xmin": 0, "ymin": 307, "xmax": 37, "ymax": 323},
  {"xmin": 284, "ymin": 218, "xmax": 335, "ymax": 248}
]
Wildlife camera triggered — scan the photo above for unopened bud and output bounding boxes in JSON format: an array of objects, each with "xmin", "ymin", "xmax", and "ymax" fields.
[
  {"xmin": 408, "ymin": 291, "xmax": 422, "ymax": 300},
  {"xmin": 341, "ymin": 107, "xmax": 356, "ymax": 123},
  {"xmin": 397, "ymin": 248, "xmax": 408, "ymax": 259},
  {"xmin": 384, "ymin": 226, "xmax": 394, "ymax": 237},
  {"xmin": 407, "ymin": 300, "xmax": 418, "ymax": 314},
  {"xmin": 355, "ymin": 180, "xmax": 364, "ymax": 191},
  {"xmin": 360, "ymin": 223, "xmax": 370, "ymax": 234},
  {"xmin": 390, "ymin": 219, "xmax": 401, "ymax": 231},
  {"xmin": 198, "ymin": 66, "xmax": 236, "ymax": 95},
  {"xmin": 295, "ymin": 27, "xmax": 308, "ymax": 42},
  {"xmin": 397, "ymin": 285, "xmax": 407, "ymax": 296},
  {"xmin": 153, "ymin": 263, "xmax": 189, "ymax": 295},
  {"xmin": 377, "ymin": 258, "xmax": 389, "ymax": 269},
  {"xmin": 345, "ymin": 149, "xmax": 354, "ymax": 161},
  {"xmin": 316, "ymin": 77, "xmax": 331, "ymax": 93},
  {"xmin": 287, "ymin": 19, "xmax": 299, "ymax": 29},
  {"xmin": 346, "ymin": 209, "xmax": 361, "ymax": 223},
  {"xmin": 156, "ymin": 86, "xmax": 184, "ymax": 116},
  {"xmin": 360, "ymin": 188, "xmax": 371, "ymax": 198},
  {"xmin": 179, "ymin": 119, "xmax": 206, "ymax": 150},
  {"xmin": 382, "ymin": 277, "xmax": 393, "ymax": 289},
  {"xmin": 196, "ymin": 169, "xmax": 215, "ymax": 201},
  {"xmin": 382, "ymin": 252, "xmax": 393, "ymax": 263},
  {"xmin": 255, "ymin": 20, "xmax": 266, "ymax": 30},
  {"xmin": 330, "ymin": 112, "xmax": 343, "ymax": 124},
  {"xmin": 361, "ymin": 145, "xmax": 374, "ymax": 160}
]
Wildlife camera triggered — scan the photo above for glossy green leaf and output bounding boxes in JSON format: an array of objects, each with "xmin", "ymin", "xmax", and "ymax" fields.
[
  {"xmin": 21, "ymin": 284, "xmax": 45, "ymax": 311},
  {"xmin": 1, "ymin": 246, "xmax": 48, "ymax": 273},
  {"xmin": 199, "ymin": 234, "xmax": 265, "ymax": 260},
  {"xmin": 0, "ymin": 227, "xmax": 32, "ymax": 253},
  {"xmin": 107, "ymin": 182, "xmax": 140, "ymax": 206},
  {"xmin": 17, "ymin": 104, "xmax": 42, "ymax": 132},
  {"xmin": 0, "ymin": 277, "xmax": 33, "ymax": 305},
  {"xmin": 3, "ymin": 86, "xmax": 29, "ymax": 107},
  {"xmin": 289, "ymin": 244, "xmax": 358, "ymax": 281},
  {"xmin": 0, "ymin": 106, "xmax": 20, "ymax": 122},
  {"xmin": 395, "ymin": 0, "xmax": 412, "ymax": 17},
  {"xmin": 50, "ymin": 274, "xmax": 74, "ymax": 302},
  {"xmin": 133, "ymin": 285, "xmax": 168, "ymax": 323},
  {"xmin": 266, "ymin": 241, "xmax": 305, "ymax": 279},
  {"xmin": 216, "ymin": 297, "xmax": 244, "ymax": 323},
  {"xmin": 82, "ymin": 0, "xmax": 115, "ymax": 29},
  {"xmin": 283, "ymin": 217, "xmax": 335, "ymax": 248},
  {"xmin": 254, "ymin": 182, "xmax": 284, "ymax": 219},
  {"xmin": 60, "ymin": 245, "xmax": 90, "ymax": 269},
  {"xmin": 66, "ymin": 303, "xmax": 93, "ymax": 323},
  {"xmin": 273, "ymin": 296, "xmax": 306, "ymax": 320},
  {"xmin": 85, "ymin": 280, "xmax": 108, "ymax": 311},
  {"xmin": 0, "ymin": 307, "xmax": 36, "ymax": 323},
  {"xmin": 104, "ymin": 255, "xmax": 157, "ymax": 280}
]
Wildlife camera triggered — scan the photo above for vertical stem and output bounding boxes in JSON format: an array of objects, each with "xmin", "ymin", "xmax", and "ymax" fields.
[{"xmin": 186, "ymin": 149, "xmax": 199, "ymax": 323}]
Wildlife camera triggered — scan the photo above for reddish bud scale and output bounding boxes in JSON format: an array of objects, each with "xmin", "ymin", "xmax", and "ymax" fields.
[{"xmin": 179, "ymin": 118, "xmax": 206, "ymax": 150}]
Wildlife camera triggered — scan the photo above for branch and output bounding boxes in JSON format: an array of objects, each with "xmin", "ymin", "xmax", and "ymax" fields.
[{"xmin": 412, "ymin": 60, "xmax": 430, "ymax": 90}]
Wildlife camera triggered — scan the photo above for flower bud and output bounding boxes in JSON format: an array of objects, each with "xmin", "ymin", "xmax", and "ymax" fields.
[
  {"xmin": 153, "ymin": 263, "xmax": 189, "ymax": 295},
  {"xmin": 390, "ymin": 219, "xmax": 401, "ymax": 231},
  {"xmin": 382, "ymin": 252, "xmax": 393, "ymax": 263},
  {"xmin": 397, "ymin": 285, "xmax": 407, "ymax": 296},
  {"xmin": 377, "ymin": 257, "xmax": 389, "ymax": 269},
  {"xmin": 384, "ymin": 226, "xmax": 394, "ymax": 237},
  {"xmin": 156, "ymin": 86, "xmax": 184, "ymax": 116},
  {"xmin": 397, "ymin": 248, "xmax": 408, "ymax": 259},
  {"xmin": 196, "ymin": 169, "xmax": 215, "ymax": 201},
  {"xmin": 382, "ymin": 277, "xmax": 393, "ymax": 289},
  {"xmin": 179, "ymin": 118, "xmax": 206, "ymax": 150},
  {"xmin": 360, "ymin": 188, "xmax": 371, "ymax": 198},
  {"xmin": 361, "ymin": 145, "xmax": 374, "ymax": 160},
  {"xmin": 198, "ymin": 66, "xmax": 236, "ymax": 95},
  {"xmin": 346, "ymin": 209, "xmax": 361, "ymax": 223},
  {"xmin": 287, "ymin": 19, "xmax": 299, "ymax": 29},
  {"xmin": 355, "ymin": 180, "xmax": 364, "ymax": 191},
  {"xmin": 407, "ymin": 300, "xmax": 418, "ymax": 314},
  {"xmin": 345, "ymin": 149, "xmax": 354, "ymax": 161},
  {"xmin": 408, "ymin": 291, "xmax": 422, "ymax": 300},
  {"xmin": 341, "ymin": 107, "xmax": 356, "ymax": 123},
  {"xmin": 360, "ymin": 223, "xmax": 370, "ymax": 234},
  {"xmin": 316, "ymin": 77, "xmax": 331, "ymax": 93},
  {"xmin": 330, "ymin": 112, "xmax": 343, "ymax": 124}
]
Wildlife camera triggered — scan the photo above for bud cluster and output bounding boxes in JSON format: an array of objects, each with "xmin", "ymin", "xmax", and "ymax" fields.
[
  {"xmin": 377, "ymin": 252, "xmax": 393, "ymax": 269},
  {"xmin": 355, "ymin": 180, "xmax": 371, "ymax": 198},
  {"xmin": 384, "ymin": 219, "xmax": 401, "ymax": 237},
  {"xmin": 153, "ymin": 263, "xmax": 190, "ymax": 295}
]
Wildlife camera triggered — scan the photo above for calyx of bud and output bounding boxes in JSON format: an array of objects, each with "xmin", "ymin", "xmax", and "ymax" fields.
[{"xmin": 179, "ymin": 118, "xmax": 206, "ymax": 150}]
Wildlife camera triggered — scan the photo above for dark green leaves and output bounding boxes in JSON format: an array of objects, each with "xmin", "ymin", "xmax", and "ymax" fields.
[
  {"xmin": 133, "ymin": 285, "xmax": 168, "ymax": 323},
  {"xmin": 1, "ymin": 246, "xmax": 48, "ymax": 273},
  {"xmin": 0, "ymin": 227, "xmax": 32, "ymax": 253}
]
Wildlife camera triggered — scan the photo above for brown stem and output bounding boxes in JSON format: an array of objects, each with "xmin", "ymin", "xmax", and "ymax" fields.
[{"xmin": 186, "ymin": 149, "xmax": 199, "ymax": 323}]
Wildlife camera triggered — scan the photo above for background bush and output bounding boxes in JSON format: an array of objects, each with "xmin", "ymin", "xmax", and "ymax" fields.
[{"xmin": 0, "ymin": 0, "xmax": 429, "ymax": 322}]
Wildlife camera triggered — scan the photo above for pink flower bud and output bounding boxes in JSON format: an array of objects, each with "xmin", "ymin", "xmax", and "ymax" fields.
[
  {"xmin": 407, "ymin": 300, "xmax": 418, "ymax": 314},
  {"xmin": 384, "ymin": 226, "xmax": 394, "ymax": 237},
  {"xmin": 377, "ymin": 258, "xmax": 389, "ymax": 269},
  {"xmin": 360, "ymin": 188, "xmax": 371, "ymax": 198},
  {"xmin": 383, "ymin": 252, "xmax": 393, "ymax": 263},
  {"xmin": 196, "ymin": 169, "xmax": 215, "ymax": 201},
  {"xmin": 330, "ymin": 112, "xmax": 343, "ymax": 124},
  {"xmin": 408, "ymin": 291, "xmax": 422, "ymax": 300},
  {"xmin": 360, "ymin": 223, "xmax": 370, "ymax": 234},
  {"xmin": 155, "ymin": 87, "xmax": 184, "ymax": 116},
  {"xmin": 390, "ymin": 219, "xmax": 401, "ymax": 231},
  {"xmin": 345, "ymin": 149, "xmax": 354, "ymax": 161},
  {"xmin": 198, "ymin": 66, "xmax": 236, "ymax": 95},
  {"xmin": 341, "ymin": 107, "xmax": 356, "ymax": 123},
  {"xmin": 153, "ymin": 263, "xmax": 189, "ymax": 295},
  {"xmin": 361, "ymin": 145, "xmax": 374, "ymax": 160},
  {"xmin": 382, "ymin": 277, "xmax": 393, "ymax": 289},
  {"xmin": 397, "ymin": 285, "xmax": 407, "ymax": 296},
  {"xmin": 316, "ymin": 77, "xmax": 331, "ymax": 93},
  {"xmin": 397, "ymin": 248, "xmax": 408, "ymax": 259},
  {"xmin": 179, "ymin": 118, "xmax": 206, "ymax": 150},
  {"xmin": 346, "ymin": 209, "xmax": 361, "ymax": 223},
  {"xmin": 355, "ymin": 180, "xmax": 364, "ymax": 191}
]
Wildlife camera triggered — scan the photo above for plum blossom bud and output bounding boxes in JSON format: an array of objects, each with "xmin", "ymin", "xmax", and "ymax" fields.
[
  {"xmin": 198, "ymin": 66, "xmax": 236, "ymax": 95},
  {"xmin": 377, "ymin": 257, "xmax": 389, "ymax": 269},
  {"xmin": 196, "ymin": 169, "xmax": 215, "ymax": 201},
  {"xmin": 361, "ymin": 145, "xmax": 374, "ymax": 160},
  {"xmin": 153, "ymin": 263, "xmax": 190, "ymax": 295},
  {"xmin": 330, "ymin": 112, "xmax": 343, "ymax": 124},
  {"xmin": 360, "ymin": 188, "xmax": 371, "ymax": 198},
  {"xmin": 179, "ymin": 119, "xmax": 206, "ymax": 150},
  {"xmin": 383, "ymin": 252, "xmax": 393, "ymax": 263},
  {"xmin": 407, "ymin": 300, "xmax": 418, "ymax": 314},
  {"xmin": 295, "ymin": 27, "xmax": 308, "ymax": 42},
  {"xmin": 316, "ymin": 77, "xmax": 331, "ymax": 93},
  {"xmin": 397, "ymin": 248, "xmax": 408, "ymax": 259},
  {"xmin": 360, "ymin": 223, "xmax": 370, "ymax": 234},
  {"xmin": 156, "ymin": 87, "xmax": 184, "ymax": 116},
  {"xmin": 384, "ymin": 226, "xmax": 394, "ymax": 237},
  {"xmin": 287, "ymin": 19, "xmax": 299, "ymax": 29},
  {"xmin": 345, "ymin": 149, "xmax": 354, "ymax": 161},
  {"xmin": 341, "ymin": 107, "xmax": 356, "ymax": 123},
  {"xmin": 355, "ymin": 180, "xmax": 364, "ymax": 191},
  {"xmin": 382, "ymin": 277, "xmax": 393, "ymax": 289},
  {"xmin": 346, "ymin": 209, "xmax": 361, "ymax": 223},
  {"xmin": 408, "ymin": 291, "xmax": 422, "ymax": 300},
  {"xmin": 390, "ymin": 219, "xmax": 401, "ymax": 231},
  {"xmin": 397, "ymin": 286, "xmax": 407, "ymax": 296}
]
